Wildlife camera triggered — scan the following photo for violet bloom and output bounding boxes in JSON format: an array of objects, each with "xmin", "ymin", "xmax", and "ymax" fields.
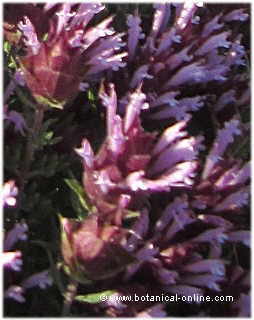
[
  {"xmin": 16, "ymin": 3, "xmax": 126, "ymax": 109},
  {"xmin": 111, "ymin": 3, "xmax": 249, "ymax": 121},
  {"xmin": 4, "ymin": 222, "xmax": 28, "ymax": 251},
  {"xmin": 3, "ymin": 251, "xmax": 22, "ymax": 272},
  {"xmin": 75, "ymin": 83, "xmax": 203, "ymax": 225},
  {"xmin": 2, "ymin": 180, "xmax": 18, "ymax": 207},
  {"xmin": 4, "ymin": 223, "xmax": 52, "ymax": 303},
  {"xmin": 67, "ymin": 84, "xmax": 249, "ymax": 316}
]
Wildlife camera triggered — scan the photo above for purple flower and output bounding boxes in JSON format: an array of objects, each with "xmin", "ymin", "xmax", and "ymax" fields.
[
  {"xmin": 76, "ymin": 84, "xmax": 203, "ymax": 225},
  {"xmin": 202, "ymin": 119, "xmax": 241, "ymax": 179},
  {"xmin": 3, "ymin": 251, "xmax": 22, "ymax": 271},
  {"xmin": 16, "ymin": 3, "xmax": 126, "ymax": 109},
  {"xmin": 5, "ymin": 286, "xmax": 25, "ymax": 303},
  {"xmin": 109, "ymin": 4, "xmax": 249, "ymax": 122},
  {"xmin": 4, "ymin": 107, "xmax": 27, "ymax": 136},
  {"xmin": 69, "ymin": 77, "xmax": 250, "ymax": 316},
  {"xmin": 2, "ymin": 180, "xmax": 18, "ymax": 207},
  {"xmin": 22, "ymin": 270, "xmax": 53, "ymax": 289},
  {"xmin": 4, "ymin": 222, "xmax": 28, "ymax": 251}
]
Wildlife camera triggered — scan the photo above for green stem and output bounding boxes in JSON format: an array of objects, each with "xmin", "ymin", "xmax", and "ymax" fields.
[
  {"xmin": 19, "ymin": 106, "xmax": 44, "ymax": 193},
  {"xmin": 62, "ymin": 279, "xmax": 78, "ymax": 316}
]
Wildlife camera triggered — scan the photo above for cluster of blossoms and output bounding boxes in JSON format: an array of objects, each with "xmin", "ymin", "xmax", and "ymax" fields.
[
  {"xmin": 6, "ymin": 3, "xmax": 126, "ymax": 109},
  {"xmin": 3, "ymin": 182, "xmax": 52, "ymax": 303},
  {"xmin": 4, "ymin": 1, "xmax": 250, "ymax": 317},
  {"xmin": 63, "ymin": 83, "xmax": 250, "ymax": 316},
  {"xmin": 4, "ymin": 70, "xmax": 27, "ymax": 135},
  {"xmin": 111, "ymin": 3, "xmax": 249, "ymax": 122}
]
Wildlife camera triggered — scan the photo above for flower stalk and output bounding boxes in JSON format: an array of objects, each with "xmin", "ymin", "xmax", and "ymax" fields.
[{"xmin": 62, "ymin": 279, "xmax": 78, "ymax": 317}]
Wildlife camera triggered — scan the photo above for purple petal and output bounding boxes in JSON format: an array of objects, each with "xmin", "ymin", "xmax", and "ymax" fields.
[
  {"xmin": 124, "ymin": 86, "xmax": 147, "ymax": 133},
  {"xmin": 127, "ymin": 14, "xmax": 144, "ymax": 61},
  {"xmin": 196, "ymin": 32, "xmax": 231, "ymax": 56},
  {"xmin": 165, "ymin": 210, "xmax": 194, "ymax": 240},
  {"xmin": 163, "ymin": 62, "xmax": 206, "ymax": 88},
  {"xmin": 86, "ymin": 52, "xmax": 127, "ymax": 75},
  {"xmin": 55, "ymin": 4, "xmax": 73, "ymax": 35},
  {"xmin": 4, "ymin": 223, "xmax": 28, "ymax": 251},
  {"xmin": 214, "ymin": 89, "xmax": 236, "ymax": 112},
  {"xmin": 81, "ymin": 16, "xmax": 114, "ymax": 50},
  {"xmin": 79, "ymin": 82, "xmax": 89, "ymax": 91},
  {"xmin": 155, "ymin": 196, "xmax": 188, "ymax": 232},
  {"xmin": 75, "ymin": 139, "xmax": 94, "ymax": 168},
  {"xmin": 100, "ymin": 83, "xmax": 117, "ymax": 137},
  {"xmin": 215, "ymin": 162, "xmax": 250, "ymax": 190},
  {"xmin": 223, "ymin": 9, "xmax": 249, "ymax": 22},
  {"xmin": 85, "ymin": 33, "xmax": 125, "ymax": 58},
  {"xmin": 125, "ymin": 171, "xmax": 170, "ymax": 193},
  {"xmin": 130, "ymin": 65, "xmax": 153, "ymax": 89},
  {"xmin": 202, "ymin": 14, "xmax": 224, "ymax": 37},
  {"xmin": 183, "ymin": 259, "xmax": 225, "ymax": 276},
  {"xmin": 176, "ymin": 2, "xmax": 199, "ymax": 30},
  {"xmin": 166, "ymin": 45, "xmax": 194, "ymax": 71},
  {"xmin": 214, "ymin": 186, "xmax": 249, "ymax": 212},
  {"xmin": 108, "ymin": 115, "xmax": 126, "ymax": 157},
  {"xmin": 231, "ymin": 162, "xmax": 250, "ymax": 186},
  {"xmin": 5, "ymin": 111, "xmax": 27, "ymax": 136},
  {"xmin": 150, "ymin": 91, "xmax": 179, "ymax": 109},
  {"xmin": 226, "ymin": 36, "xmax": 246, "ymax": 67},
  {"xmin": 205, "ymin": 64, "xmax": 229, "ymax": 82},
  {"xmin": 3, "ymin": 251, "xmax": 22, "ymax": 271},
  {"xmin": 22, "ymin": 270, "xmax": 53, "ymax": 289},
  {"xmin": 3, "ymin": 180, "xmax": 18, "ymax": 207},
  {"xmin": 70, "ymin": 3, "xmax": 105, "ymax": 29},
  {"xmin": 126, "ymin": 209, "xmax": 149, "ymax": 251},
  {"xmin": 227, "ymin": 231, "xmax": 250, "ymax": 247},
  {"xmin": 156, "ymin": 27, "xmax": 180, "ymax": 55},
  {"xmin": 18, "ymin": 16, "xmax": 41, "ymax": 55},
  {"xmin": 202, "ymin": 119, "xmax": 241, "ymax": 179},
  {"xmin": 124, "ymin": 243, "xmax": 158, "ymax": 280},
  {"xmin": 191, "ymin": 228, "xmax": 228, "ymax": 244},
  {"xmin": 152, "ymin": 117, "xmax": 189, "ymax": 156},
  {"xmin": 151, "ymin": 4, "xmax": 171, "ymax": 38},
  {"xmin": 159, "ymin": 161, "xmax": 198, "ymax": 187},
  {"xmin": 5, "ymin": 286, "xmax": 25, "ymax": 303},
  {"xmin": 150, "ymin": 136, "xmax": 202, "ymax": 175},
  {"xmin": 198, "ymin": 214, "xmax": 233, "ymax": 230}
]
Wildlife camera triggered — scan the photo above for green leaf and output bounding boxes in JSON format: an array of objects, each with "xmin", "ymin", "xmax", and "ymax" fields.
[
  {"xmin": 49, "ymin": 136, "xmax": 62, "ymax": 145},
  {"xmin": 4, "ymin": 41, "xmax": 11, "ymax": 54},
  {"xmin": 124, "ymin": 209, "xmax": 140, "ymax": 219},
  {"xmin": 75, "ymin": 290, "xmax": 116, "ymax": 304},
  {"xmin": 42, "ymin": 118, "xmax": 58, "ymax": 131},
  {"xmin": 64, "ymin": 178, "xmax": 92, "ymax": 213},
  {"xmin": 35, "ymin": 95, "xmax": 64, "ymax": 109},
  {"xmin": 70, "ymin": 192, "xmax": 87, "ymax": 220},
  {"xmin": 87, "ymin": 89, "xmax": 96, "ymax": 102},
  {"xmin": 30, "ymin": 240, "xmax": 65, "ymax": 295}
]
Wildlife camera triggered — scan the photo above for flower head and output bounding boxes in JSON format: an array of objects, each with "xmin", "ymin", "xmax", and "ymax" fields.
[
  {"xmin": 16, "ymin": 3, "xmax": 126, "ymax": 109},
  {"xmin": 110, "ymin": 4, "xmax": 249, "ymax": 122}
]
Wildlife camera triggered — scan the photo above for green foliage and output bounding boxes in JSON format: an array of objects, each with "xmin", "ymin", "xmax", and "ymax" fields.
[
  {"xmin": 75, "ymin": 290, "xmax": 117, "ymax": 304},
  {"xmin": 64, "ymin": 175, "xmax": 93, "ymax": 218}
]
